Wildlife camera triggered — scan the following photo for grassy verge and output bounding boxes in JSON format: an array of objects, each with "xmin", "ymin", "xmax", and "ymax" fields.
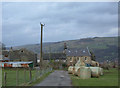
[
  {"xmin": 27, "ymin": 70, "xmax": 54, "ymax": 86},
  {"xmin": 2, "ymin": 68, "xmax": 53, "ymax": 86},
  {"xmin": 71, "ymin": 68, "xmax": 118, "ymax": 86},
  {"xmin": 2, "ymin": 68, "xmax": 37, "ymax": 86}
]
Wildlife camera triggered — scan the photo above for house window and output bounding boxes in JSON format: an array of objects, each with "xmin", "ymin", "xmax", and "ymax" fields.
[{"xmin": 85, "ymin": 57, "xmax": 87, "ymax": 60}]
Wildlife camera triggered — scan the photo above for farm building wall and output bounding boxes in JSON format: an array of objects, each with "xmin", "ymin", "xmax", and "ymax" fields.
[{"xmin": 2, "ymin": 48, "xmax": 37, "ymax": 66}]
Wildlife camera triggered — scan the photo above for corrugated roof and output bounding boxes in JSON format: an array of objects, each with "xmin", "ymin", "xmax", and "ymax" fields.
[{"xmin": 0, "ymin": 61, "xmax": 33, "ymax": 64}]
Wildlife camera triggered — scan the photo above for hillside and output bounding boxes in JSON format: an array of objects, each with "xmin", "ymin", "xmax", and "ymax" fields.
[{"xmin": 13, "ymin": 37, "xmax": 118, "ymax": 62}]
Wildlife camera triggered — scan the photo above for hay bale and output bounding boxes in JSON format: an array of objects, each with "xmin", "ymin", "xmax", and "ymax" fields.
[
  {"xmin": 96, "ymin": 62, "xmax": 99, "ymax": 67},
  {"xmin": 91, "ymin": 61, "xmax": 99, "ymax": 67},
  {"xmin": 84, "ymin": 57, "xmax": 92, "ymax": 64},
  {"xmin": 79, "ymin": 67, "xmax": 91, "ymax": 79},
  {"xmin": 72, "ymin": 66, "xmax": 75, "ymax": 75},
  {"xmin": 74, "ymin": 67, "xmax": 81, "ymax": 76},
  {"xmin": 90, "ymin": 67, "xmax": 100, "ymax": 77},
  {"xmin": 77, "ymin": 66, "xmax": 85, "ymax": 76},
  {"xmin": 91, "ymin": 61, "xmax": 97, "ymax": 67},
  {"xmin": 75, "ymin": 58, "xmax": 85, "ymax": 67},
  {"xmin": 99, "ymin": 67, "xmax": 103, "ymax": 76},
  {"xmin": 68, "ymin": 66, "xmax": 74, "ymax": 74}
]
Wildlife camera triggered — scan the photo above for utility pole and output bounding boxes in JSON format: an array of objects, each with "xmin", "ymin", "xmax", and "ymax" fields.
[{"xmin": 40, "ymin": 22, "xmax": 45, "ymax": 69}]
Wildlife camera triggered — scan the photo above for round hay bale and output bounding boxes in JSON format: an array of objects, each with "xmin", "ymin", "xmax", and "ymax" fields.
[
  {"xmin": 77, "ymin": 66, "xmax": 85, "ymax": 77},
  {"xmin": 79, "ymin": 67, "xmax": 91, "ymax": 79},
  {"xmin": 72, "ymin": 66, "xmax": 75, "ymax": 75},
  {"xmin": 90, "ymin": 67, "xmax": 100, "ymax": 77},
  {"xmin": 74, "ymin": 67, "xmax": 81, "ymax": 76},
  {"xmin": 91, "ymin": 61, "xmax": 97, "ymax": 67},
  {"xmin": 99, "ymin": 67, "xmax": 103, "ymax": 76},
  {"xmin": 96, "ymin": 62, "xmax": 99, "ymax": 67},
  {"xmin": 68, "ymin": 66, "xmax": 74, "ymax": 74}
]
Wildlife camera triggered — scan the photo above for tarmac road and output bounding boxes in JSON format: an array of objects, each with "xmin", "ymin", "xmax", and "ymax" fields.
[{"xmin": 35, "ymin": 70, "xmax": 72, "ymax": 86}]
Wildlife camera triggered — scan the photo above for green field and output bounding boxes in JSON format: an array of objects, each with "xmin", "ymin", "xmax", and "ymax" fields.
[
  {"xmin": 71, "ymin": 68, "xmax": 118, "ymax": 86},
  {"xmin": 2, "ymin": 68, "xmax": 51, "ymax": 86}
]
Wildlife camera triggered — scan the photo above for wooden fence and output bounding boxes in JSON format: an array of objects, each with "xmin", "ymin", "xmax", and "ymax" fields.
[{"xmin": 3, "ymin": 68, "xmax": 52, "ymax": 86}]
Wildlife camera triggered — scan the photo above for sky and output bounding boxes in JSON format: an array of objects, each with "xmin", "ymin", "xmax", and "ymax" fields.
[{"xmin": 2, "ymin": 2, "xmax": 118, "ymax": 47}]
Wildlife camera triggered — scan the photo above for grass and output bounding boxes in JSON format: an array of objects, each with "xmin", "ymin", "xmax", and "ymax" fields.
[
  {"xmin": 2, "ymin": 68, "xmax": 52, "ymax": 86},
  {"xmin": 27, "ymin": 70, "xmax": 54, "ymax": 86},
  {"xmin": 71, "ymin": 68, "xmax": 118, "ymax": 86}
]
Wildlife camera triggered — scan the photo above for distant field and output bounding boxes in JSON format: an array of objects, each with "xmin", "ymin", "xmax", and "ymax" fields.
[{"xmin": 71, "ymin": 68, "xmax": 118, "ymax": 86}]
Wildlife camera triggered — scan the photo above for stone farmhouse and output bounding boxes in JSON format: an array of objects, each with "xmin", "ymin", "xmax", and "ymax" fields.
[{"xmin": 66, "ymin": 48, "xmax": 92, "ymax": 67}]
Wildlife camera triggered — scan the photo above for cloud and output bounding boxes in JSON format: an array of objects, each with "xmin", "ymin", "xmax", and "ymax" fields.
[{"xmin": 2, "ymin": 2, "xmax": 118, "ymax": 47}]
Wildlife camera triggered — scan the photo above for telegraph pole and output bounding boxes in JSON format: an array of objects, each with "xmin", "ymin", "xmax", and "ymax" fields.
[{"xmin": 40, "ymin": 22, "xmax": 45, "ymax": 69}]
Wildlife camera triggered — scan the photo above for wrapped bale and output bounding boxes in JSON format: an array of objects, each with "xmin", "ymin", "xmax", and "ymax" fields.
[
  {"xmin": 77, "ymin": 66, "xmax": 85, "ymax": 76},
  {"xmin": 73, "ymin": 67, "xmax": 81, "ymax": 76},
  {"xmin": 84, "ymin": 57, "xmax": 92, "ymax": 64},
  {"xmin": 72, "ymin": 66, "xmax": 75, "ymax": 75},
  {"xmin": 90, "ymin": 67, "xmax": 100, "ymax": 77},
  {"xmin": 68, "ymin": 66, "xmax": 74, "ymax": 74},
  {"xmin": 91, "ymin": 61, "xmax": 97, "ymax": 67},
  {"xmin": 96, "ymin": 62, "xmax": 99, "ymax": 67},
  {"xmin": 75, "ymin": 58, "xmax": 85, "ymax": 67},
  {"xmin": 99, "ymin": 67, "xmax": 103, "ymax": 76},
  {"xmin": 79, "ymin": 67, "xmax": 91, "ymax": 79}
]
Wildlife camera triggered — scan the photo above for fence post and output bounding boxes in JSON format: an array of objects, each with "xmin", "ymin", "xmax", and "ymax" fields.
[
  {"xmin": 4, "ymin": 72, "xmax": 7, "ymax": 86},
  {"xmin": 29, "ymin": 68, "xmax": 32, "ymax": 83},
  {"xmin": 16, "ymin": 68, "xmax": 19, "ymax": 86},
  {"xmin": 24, "ymin": 68, "xmax": 26, "ymax": 84}
]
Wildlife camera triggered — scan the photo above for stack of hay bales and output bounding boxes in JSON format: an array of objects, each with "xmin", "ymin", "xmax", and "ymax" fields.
[
  {"xmin": 72, "ymin": 58, "xmax": 86, "ymax": 75},
  {"xmin": 68, "ymin": 57, "xmax": 103, "ymax": 79},
  {"xmin": 75, "ymin": 58, "xmax": 85, "ymax": 67}
]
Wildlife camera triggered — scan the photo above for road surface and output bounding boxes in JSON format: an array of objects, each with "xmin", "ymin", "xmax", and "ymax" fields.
[{"xmin": 35, "ymin": 70, "xmax": 72, "ymax": 86}]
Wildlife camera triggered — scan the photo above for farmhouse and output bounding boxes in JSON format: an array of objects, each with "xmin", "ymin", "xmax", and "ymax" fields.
[{"xmin": 66, "ymin": 48, "xmax": 92, "ymax": 66}]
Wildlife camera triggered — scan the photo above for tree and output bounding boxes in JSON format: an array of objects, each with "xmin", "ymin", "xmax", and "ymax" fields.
[
  {"xmin": 90, "ymin": 51, "xmax": 96, "ymax": 61},
  {"xmin": 0, "ymin": 43, "xmax": 6, "ymax": 50}
]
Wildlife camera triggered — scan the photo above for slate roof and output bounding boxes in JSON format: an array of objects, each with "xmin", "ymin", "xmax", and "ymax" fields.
[
  {"xmin": 66, "ymin": 48, "xmax": 91, "ymax": 57},
  {"xmin": 2, "ymin": 49, "xmax": 36, "ymax": 60},
  {"xmin": 43, "ymin": 53, "xmax": 66, "ymax": 60}
]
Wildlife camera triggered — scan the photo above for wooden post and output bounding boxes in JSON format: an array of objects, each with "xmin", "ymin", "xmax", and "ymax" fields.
[
  {"xmin": 4, "ymin": 72, "xmax": 7, "ymax": 86},
  {"xmin": 40, "ymin": 23, "xmax": 45, "ymax": 69},
  {"xmin": 29, "ymin": 68, "xmax": 32, "ymax": 83},
  {"xmin": 24, "ymin": 68, "xmax": 26, "ymax": 83},
  {"xmin": 16, "ymin": 69, "xmax": 19, "ymax": 86}
]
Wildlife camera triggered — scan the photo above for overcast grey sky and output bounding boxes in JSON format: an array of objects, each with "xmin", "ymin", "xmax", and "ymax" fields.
[{"xmin": 2, "ymin": 2, "xmax": 118, "ymax": 47}]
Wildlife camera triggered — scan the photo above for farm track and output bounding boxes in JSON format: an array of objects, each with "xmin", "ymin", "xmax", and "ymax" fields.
[{"xmin": 34, "ymin": 70, "xmax": 72, "ymax": 86}]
